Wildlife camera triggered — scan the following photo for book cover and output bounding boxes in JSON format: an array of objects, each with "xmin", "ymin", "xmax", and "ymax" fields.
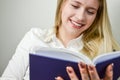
[{"xmin": 29, "ymin": 48, "xmax": 120, "ymax": 80}]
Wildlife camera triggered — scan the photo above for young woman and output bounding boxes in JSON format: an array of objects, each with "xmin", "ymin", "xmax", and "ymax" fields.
[
  {"xmin": 1, "ymin": 0, "xmax": 120, "ymax": 80},
  {"xmin": 54, "ymin": 0, "xmax": 120, "ymax": 80}
]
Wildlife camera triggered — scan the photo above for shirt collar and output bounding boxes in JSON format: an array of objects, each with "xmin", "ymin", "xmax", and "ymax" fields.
[
  {"xmin": 67, "ymin": 35, "xmax": 83, "ymax": 50},
  {"xmin": 52, "ymin": 34, "xmax": 84, "ymax": 51},
  {"xmin": 43, "ymin": 28, "xmax": 84, "ymax": 51}
]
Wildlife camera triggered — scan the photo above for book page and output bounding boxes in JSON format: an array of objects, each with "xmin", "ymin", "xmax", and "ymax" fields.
[
  {"xmin": 93, "ymin": 51, "xmax": 120, "ymax": 65},
  {"xmin": 33, "ymin": 47, "xmax": 93, "ymax": 64}
]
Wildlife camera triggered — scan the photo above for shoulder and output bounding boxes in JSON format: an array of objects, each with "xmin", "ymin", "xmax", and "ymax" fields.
[
  {"xmin": 29, "ymin": 28, "xmax": 49, "ymax": 35},
  {"xmin": 17, "ymin": 27, "xmax": 55, "ymax": 51},
  {"xmin": 28, "ymin": 28, "xmax": 54, "ymax": 37},
  {"xmin": 24, "ymin": 27, "xmax": 55, "ymax": 41}
]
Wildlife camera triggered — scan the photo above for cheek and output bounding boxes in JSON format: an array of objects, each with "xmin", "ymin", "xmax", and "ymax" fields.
[
  {"xmin": 61, "ymin": 10, "xmax": 71, "ymax": 25},
  {"xmin": 61, "ymin": 5, "xmax": 74, "ymax": 22},
  {"xmin": 87, "ymin": 16, "xmax": 96, "ymax": 27}
]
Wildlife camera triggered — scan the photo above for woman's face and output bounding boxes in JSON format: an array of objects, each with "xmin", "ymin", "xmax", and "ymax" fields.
[{"xmin": 60, "ymin": 0, "xmax": 99, "ymax": 37}]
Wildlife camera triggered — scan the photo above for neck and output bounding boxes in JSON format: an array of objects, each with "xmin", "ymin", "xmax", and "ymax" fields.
[{"xmin": 57, "ymin": 27, "xmax": 80, "ymax": 47}]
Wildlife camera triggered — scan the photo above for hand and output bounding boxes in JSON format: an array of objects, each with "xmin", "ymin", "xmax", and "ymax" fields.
[{"xmin": 55, "ymin": 62, "xmax": 113, "ymax": 80}]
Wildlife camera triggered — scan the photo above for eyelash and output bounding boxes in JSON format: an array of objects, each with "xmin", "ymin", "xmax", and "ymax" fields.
[
  {"xmin": 71, "ymin": 4, "xmax": 95, "ymax": 15},
  {"xmin": 71, "ymin": 4, "xmax": 79, "ymax": 9},
  {"xmin": 87, "ymin": 11, "xmax": 95, "ymax": 15}
]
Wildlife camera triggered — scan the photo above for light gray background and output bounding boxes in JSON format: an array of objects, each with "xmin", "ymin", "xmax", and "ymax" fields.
[{"xmin": 0, "ymin": 0, "xmax": 120, "ymax": 76}]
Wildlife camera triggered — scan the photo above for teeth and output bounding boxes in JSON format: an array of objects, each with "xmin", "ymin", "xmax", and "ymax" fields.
[{"xmin": 72, "ymin": 21, "xmax": 82, "ymax": 27}]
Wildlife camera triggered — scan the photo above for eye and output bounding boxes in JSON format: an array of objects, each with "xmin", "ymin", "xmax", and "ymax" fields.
[
  {"xmin": 87, "ymin": 11, "xmax": 94, "ymax": 15},
  {"xmin": 87, "ymin": 10, "xmax": 96, "ymax": 15},
  {"xmin": 71, "ymin": 4, "xmax": 79, "ymax": 9}
]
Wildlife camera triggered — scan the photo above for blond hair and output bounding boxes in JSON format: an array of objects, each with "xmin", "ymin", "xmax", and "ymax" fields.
[{"xmin": 54, "ymin": 0, "xmax": 120, "ymax": 59}]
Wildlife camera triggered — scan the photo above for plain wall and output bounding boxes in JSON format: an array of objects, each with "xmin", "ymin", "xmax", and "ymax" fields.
[
  {"xmin": 0, "ymin": 0, "xmax": 120, "ymax": 76},
  {"xmin": 0, "ymin": 0, "xmax": 57, "ymax": 76}
]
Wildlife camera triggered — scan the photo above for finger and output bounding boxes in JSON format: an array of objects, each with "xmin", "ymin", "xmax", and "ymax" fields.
[
  {"xmin": 78, "ymin": 62, "xmax": 89, "ymax": 80},
  {"xmin": 87, "ymin": 64, "xmax": 100, "ymax": 80},
  {"xmin": 104, "ymin": 63, "xmax": 113, "ymax": 80},
  {"xmin": 66, "ymin": 66, "xmax": 79, "ymax": 80},
  {"xmin": 55, "ymin": 76, "xmax": 64, "ymax": 80}
]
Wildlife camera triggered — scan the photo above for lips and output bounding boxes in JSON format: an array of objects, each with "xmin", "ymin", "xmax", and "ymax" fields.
[{"xmin": 70, "ymin": 19, "xmax": 85, "ymax": 29}]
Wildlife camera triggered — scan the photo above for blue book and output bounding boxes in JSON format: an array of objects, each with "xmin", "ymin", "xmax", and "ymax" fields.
[{"xmin": 29, "ymin": 48, "xmax": 120, "ymax": 80}]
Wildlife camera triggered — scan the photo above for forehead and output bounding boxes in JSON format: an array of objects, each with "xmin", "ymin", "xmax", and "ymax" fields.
[{"xmin": 68, "ymin": 0, "xmax": 99, "ymax": 9}]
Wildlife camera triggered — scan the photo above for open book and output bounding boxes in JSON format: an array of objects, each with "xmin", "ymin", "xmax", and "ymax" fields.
[{"xmin": 29, "ymin": 48, "xmax": 120, "ymax": 80}]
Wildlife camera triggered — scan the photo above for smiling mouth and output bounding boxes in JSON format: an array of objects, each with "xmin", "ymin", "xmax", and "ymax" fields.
[{"xmin": 70, "ymin": 19, "xmax": 85, "ymax": 29}]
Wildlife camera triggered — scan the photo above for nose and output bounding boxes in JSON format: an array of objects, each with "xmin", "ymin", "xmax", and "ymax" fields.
[{"xmin": 75, "ymin": 8, "xmax": 86, "ymax": 22}]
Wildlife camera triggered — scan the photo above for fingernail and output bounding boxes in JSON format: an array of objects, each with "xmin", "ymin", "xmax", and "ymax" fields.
[
  {"xmin": 111, "ymin": 63, "xmax": 114, "ymax": 66},
  {"xmin": 88, "ymin": 65, "xmax": 94, "ymax": 71},
  {"xmin": 55, "ymin": 77, "xmax": 58, "ymax": 80},
  {"xmin": 79, "ymin": 62, "xmax": 86, "ymax": 68},
  {"xmin": 66, "ymin": 66, "xmax": 72, "ymax": 73},
  {"xmin": 110, "ymin": 63, "xmax": 114, "ymax": 71},
  {"xmin": 55, "ymin": 76, "xmax": 60, "ymax": 80}
]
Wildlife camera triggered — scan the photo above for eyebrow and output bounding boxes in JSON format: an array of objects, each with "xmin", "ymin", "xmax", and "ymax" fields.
[
  {"xmin": 88, "ymin": 7, "xmax": 98, "ymax": 11},
  {"xmin": 73, "ymin": 0, "xmax": 98, "ymax": 11},
  {"xmin": 73, "ymin": 0, "xmax": 81, "ymax": 4}
]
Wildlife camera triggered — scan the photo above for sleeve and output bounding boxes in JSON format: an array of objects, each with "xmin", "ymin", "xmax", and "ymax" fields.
[
  {"xmin": 0, "ymin": 47, "xmax": 29, "ymax": 80},
  {"xmin": 0, "ymin": 31, "xmax": 32, "ymax": 80},
  {"xmin": 0, "ymin": 28, "xmax": 36, "ymax": 80}
]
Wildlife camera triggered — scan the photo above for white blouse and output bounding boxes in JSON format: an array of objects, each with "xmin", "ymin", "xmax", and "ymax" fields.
[{"xmin": 0, "ymin": 28, "xmax": 84, "ymax": 80}]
